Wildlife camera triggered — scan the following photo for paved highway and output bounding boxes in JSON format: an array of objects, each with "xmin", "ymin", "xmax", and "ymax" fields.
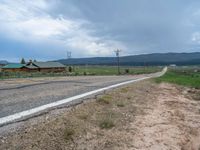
[{"xmin": 0, "ymin": 68, "xmax": 167, "ymax": 125}]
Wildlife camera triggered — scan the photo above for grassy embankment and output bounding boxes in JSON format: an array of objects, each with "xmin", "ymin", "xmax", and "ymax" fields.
[
  {"xmin": 0, "ymin": 66, "xmax": 162, "ymax": 79},
  {"xmin": 156, "ymin": 67, "xmax": 200, "ymax": 89}
]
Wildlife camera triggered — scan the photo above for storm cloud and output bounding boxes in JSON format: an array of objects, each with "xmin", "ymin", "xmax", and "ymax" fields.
[{"xmin": 0, "ymin": 0, "xmax": 200, "ymax": 61}]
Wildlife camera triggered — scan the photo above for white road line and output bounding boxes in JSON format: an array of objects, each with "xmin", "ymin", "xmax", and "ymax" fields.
[{"xmin": 0, "ymin": 68, "xmax": 167, "ymax": 126}]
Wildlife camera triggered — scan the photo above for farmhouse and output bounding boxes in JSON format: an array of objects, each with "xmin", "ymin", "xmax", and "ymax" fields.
[{"xmin": 2, "ymin": 62, "xmax": 66, "ymax": 73}]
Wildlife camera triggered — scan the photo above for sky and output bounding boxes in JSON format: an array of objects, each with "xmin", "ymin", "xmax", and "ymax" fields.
[{"xmin": 0, "ymin": 0, "xmax": 200, "ymax": 62}]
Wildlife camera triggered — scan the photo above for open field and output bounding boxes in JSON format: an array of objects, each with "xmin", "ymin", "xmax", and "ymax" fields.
[
  {"xmin": 73, "ymin": 66, "xmax": 162, "ymax": 75},
  {"xmin": 0, "ymin": 79, "xmax": 200, "ymax": 150},
  {"xmin": 0, "ymin": 66, "xmax": 162, "ymax": 79},
  {"xmin": 156, "ymin": 67, "xmax": 200, "ymax": 89}
]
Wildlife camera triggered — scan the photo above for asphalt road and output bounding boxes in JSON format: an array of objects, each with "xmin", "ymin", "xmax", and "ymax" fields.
[{"xmin": 0, "ymin": 72, "xmax": 163, "ymax": 119}]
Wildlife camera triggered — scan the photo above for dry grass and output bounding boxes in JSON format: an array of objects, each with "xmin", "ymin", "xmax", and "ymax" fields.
[
  {"xmin": 116, "ymin": 102, "xmax": 125, "ymax": 107},
  {"xmin": 3, "ymin": 80, "xmax": 193, "ymax": 150},
  {"xmin": 97, "ymin": 95, "xmax": 112, "ymax": 104},
  {"xmin": 64, "ymin": 127, "xmax": 75, "ymax": 141},
  {"xmin": 99, "ymin": 119, "xmax": 115, "ymax": 129}
]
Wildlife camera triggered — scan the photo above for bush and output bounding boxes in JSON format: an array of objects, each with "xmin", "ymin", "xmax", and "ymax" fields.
[
  {"xmin": 68, "ymin": 66, "xmax": 73, "ymax": 72},
  {"xmin": 125, "ymin": 69, "xmax": 129, "ymax": 74}
]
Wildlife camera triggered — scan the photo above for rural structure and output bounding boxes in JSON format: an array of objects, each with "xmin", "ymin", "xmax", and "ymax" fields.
[{"xmin": 2, "ymin": 61, "xmax": 66, "ymax": 72}]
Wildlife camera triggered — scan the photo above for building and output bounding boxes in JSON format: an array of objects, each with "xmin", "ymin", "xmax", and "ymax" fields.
[
  {"xmin": 26, "ymin": 62, "xmax": 66, "ymax": 72},
  {"xmin": 2, "ymin": 64, "xmax": 29, "ymax": 72},
  {"xmin": 2, "ymin": 62, "xmax": 66, "ymax": 73},
  {"xmin": 0, "ymin": 61, "xmax": 8, "ymax": 68}
]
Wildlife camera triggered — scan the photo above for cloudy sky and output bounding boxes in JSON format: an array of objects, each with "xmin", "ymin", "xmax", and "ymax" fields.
[{"xmin": 0, "ymin": 0, "xmax": 200, "ymax": 61}]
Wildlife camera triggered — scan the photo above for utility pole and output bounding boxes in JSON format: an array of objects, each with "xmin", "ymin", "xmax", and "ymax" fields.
[{"xmin": 114, "ymin": 49, "xmax": 121, "ymax": 75}]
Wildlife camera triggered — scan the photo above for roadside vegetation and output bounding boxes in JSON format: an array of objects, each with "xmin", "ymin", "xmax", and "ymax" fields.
[
  {"xmin": 156, "ymin": 67, "xmax": 200, "ymax": 89},
  {"xmin": 0, "ymin": 66, "xmax": 162, "ymax": 79}
]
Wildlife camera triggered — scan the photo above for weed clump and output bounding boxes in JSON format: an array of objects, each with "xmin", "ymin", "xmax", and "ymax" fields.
[
  {"xmin": 99, "ymin": 119, "xmax": 115, "ymax": 129},
  {"xmin": 97, "ymin": 95, "xmax": 112, "ymax": 104},
  {"xmin": 116, "ymin": 102, "xmax": 125, "ymax": 107},
  {"xmin": 64, "ymin": 128, "xmax": 75, "ymax": 141},
  {"xmin": 99, "ymin": 112, "xmax": 115, "ymax": 129}
]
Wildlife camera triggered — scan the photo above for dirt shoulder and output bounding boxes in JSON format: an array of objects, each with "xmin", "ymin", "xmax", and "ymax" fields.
[{"xmin": 0, "ymin": 80, "xmax": 200, "ymax": 150}]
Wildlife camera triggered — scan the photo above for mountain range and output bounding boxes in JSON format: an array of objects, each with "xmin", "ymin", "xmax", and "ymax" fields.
[{"xmin": 58, "ymin": 52, "xmax": 200, "ymax": 66}]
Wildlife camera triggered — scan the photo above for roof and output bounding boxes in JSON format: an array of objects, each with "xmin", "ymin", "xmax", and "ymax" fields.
[
  {"xmin": 2, "ymin": 63, "xmax": 25, "ymax": 69},
  {"xmin": 25, "ymin": 65, "xmax": 38, "ymax": 69},
  {"xmin": 32, "ymin": 62, "xmax": 65, "ymax": 68}
]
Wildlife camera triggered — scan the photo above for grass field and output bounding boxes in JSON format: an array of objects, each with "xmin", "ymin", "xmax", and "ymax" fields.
[
  {"xmin": 73, "ymin": 66, "xmax": 162, "ymax": 75},
  {"xmin": 156, "ymin": 67, "xmax": 200, "ymax": 89},
  {"xmin": 0, "ymin": 66, "xmax": 162, "ymax": 79}
]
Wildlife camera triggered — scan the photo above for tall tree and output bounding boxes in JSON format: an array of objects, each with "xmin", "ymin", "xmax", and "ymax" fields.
[{"xmin": 20, "ymin": 58, "xmax": 26, "ymax": 64}]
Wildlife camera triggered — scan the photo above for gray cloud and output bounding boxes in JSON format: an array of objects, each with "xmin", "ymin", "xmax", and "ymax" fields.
[{"xmin": 0, "ymin": 0, "xmax": 200, "ymax": 61}]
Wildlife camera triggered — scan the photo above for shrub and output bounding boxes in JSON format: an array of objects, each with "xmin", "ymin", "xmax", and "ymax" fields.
[
  {"xmin": 125, "ymin": 69, "xmax": 129, "ymax": 74},
  {"xmin": 68, "ymin": 66, "xmax": 72, "ymax": 72}
]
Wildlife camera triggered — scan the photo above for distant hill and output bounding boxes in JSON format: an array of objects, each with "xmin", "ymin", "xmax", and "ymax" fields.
[
  {"xmin": 58, "ymin": 52, "xmax": 200, "ymax": 66},
  {"xmin": 0, "ymin": 60, "xmax": 8, "ymax": 65}
]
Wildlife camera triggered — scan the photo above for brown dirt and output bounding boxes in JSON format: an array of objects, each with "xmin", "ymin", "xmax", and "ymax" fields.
[{"xmin": 0, "ymin": 80, "xmax": 200, "ymax": 150}]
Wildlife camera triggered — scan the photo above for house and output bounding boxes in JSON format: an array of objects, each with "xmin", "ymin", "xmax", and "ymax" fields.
[
  {"xmin": 0, "ymin": 60, "xmax": 8, "ymax": 67},
  {"xmin": 2, "ymin": 62, "xmax": 66, "ymax": 73},
  {"xmin": 2, "ymin": 64, "xmax": 29, "ymax": 72},
  {"xmin": 26, "ymin": 62, "xmax": 66, "ymax": 72}
]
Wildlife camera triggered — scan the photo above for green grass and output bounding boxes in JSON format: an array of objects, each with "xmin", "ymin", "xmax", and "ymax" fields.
[
  {"xmin": 156, "ymin": 68, "xmax": 200, "ymax": 89},
  {"xmin": 73, "ymin": 66, "xmax": 162, "ymax": 76},
  {"xmin": 0, "ymin": 66, "xmax": 162, "ymax": 79}
]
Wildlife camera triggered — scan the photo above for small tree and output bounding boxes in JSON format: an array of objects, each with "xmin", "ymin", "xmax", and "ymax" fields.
[
  {"xmin": 20, "ymin": 58, "xmax": 26, "ymax": 64},
  {"xmin": 125, "ymin": 69, "xmax": 129, "ymax": 74},
  {"xmin": 68, "ymin": 66, "xmax": 72, "ymax": 72}
]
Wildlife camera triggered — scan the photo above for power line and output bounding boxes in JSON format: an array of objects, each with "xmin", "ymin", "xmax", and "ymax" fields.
[{"xmin": 114, "ymin": 49, "xmax": 121, "ymax": 75}]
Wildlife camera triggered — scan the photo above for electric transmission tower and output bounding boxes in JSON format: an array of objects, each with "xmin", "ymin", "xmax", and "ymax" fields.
[{"xmin": 67, "ymin": 51, "xmax": 71, "ymax": 59}]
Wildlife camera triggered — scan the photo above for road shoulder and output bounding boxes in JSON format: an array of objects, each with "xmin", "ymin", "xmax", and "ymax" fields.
[{"xmin": 0, "ymin": 79, "xmax": 199, "ymax": 150}]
